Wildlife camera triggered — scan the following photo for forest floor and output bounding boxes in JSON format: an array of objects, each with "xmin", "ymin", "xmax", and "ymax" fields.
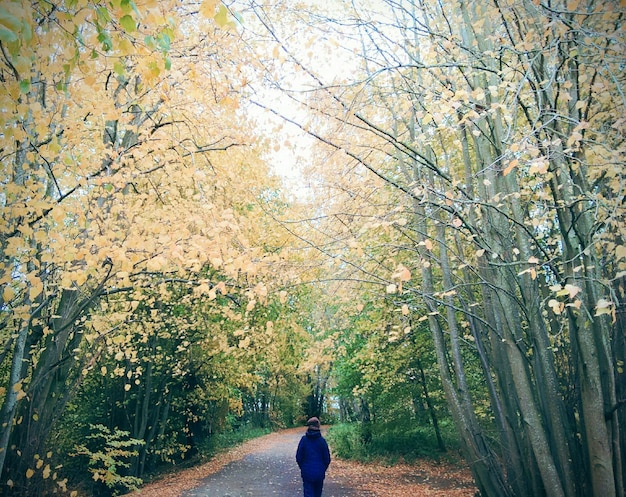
[{"xmin": 125, "ymin": 427, "xmax": 477, "ymax": 497}]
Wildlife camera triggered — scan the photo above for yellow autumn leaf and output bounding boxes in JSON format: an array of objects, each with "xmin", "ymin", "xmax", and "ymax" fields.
[
  {"xmin": 194, "ymin": 283, "xmax": 211, "ymax": 296},
  {"xmin": 528, "ymin": 158, "xmax": 549, "ymax": 175},
  {"xmin": 26, "ymin": 469, "xmax": 34, "ymax": 479},
  {"xmin": 42, "ymin": 464, "xmax": 51, "ymax": 479},
  {"xmin": 279, "ymin": 290, "xmax": 288, "ymax": 304},
  {"xmin": 548, "ymin": 299, "xmax": 563, "ymax": 315},
  {"xmin": 401, "ymin": 304, "xmax": 409, "ymax": 316},
  {"xmin": 395, "ymin": 217, "xmax": 408, "ymax": 226},
  {"xmin": 566, "ymin": 131, "xmax": 583, "ymax": 147},
  {"xmin": 594, "ymin": 298, "xmax": 613, "ymax": 316},
  {"xmin": 564, "ymin": 284, "xmax": 581, "ymax": 299},
  {"xmin": 2, "ymin": 286, "xmax": 15, "ymax": 302},
  {"xmin": 392, "ymin": 265, "xmax": 411, "ymax": 282},
  {"xmin": 216, "ymin": 281, "xmax": 227, "ymax": 294},
  {"xmin": 503, "ymin": 159, "xmax": 519, "ymax": 176},
  {"xmin": 199, "ymin": 0, "xmax": 219, "ymax": 18},
  {"xmin": 616, "ymin": 245, "xmax": 626, "ymax": 261},
  {"xmin": 28, "ymin": 278, "xmax": 43, "ymax": 300},
  {"xmin": 254, "ymin": 283, "xmax": 268, "ymax": 299},
  {"xmin": 214, "ymin": 4, "xmax": 229, "ymax": 27}
]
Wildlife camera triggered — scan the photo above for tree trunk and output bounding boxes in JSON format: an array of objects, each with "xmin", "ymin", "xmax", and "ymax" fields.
[{"xmin": 416, "ymin": 358, "xmax": 445, "ymax": 452}]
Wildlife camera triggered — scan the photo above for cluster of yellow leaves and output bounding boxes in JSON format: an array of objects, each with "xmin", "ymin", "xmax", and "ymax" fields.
[
  {"xmin": 9, "ymin": 451, "xmax": 72, "ymax": 494},
  {"xmin": 0, "ymin": 0, "xmax": 286, "ymax": 322},
  {"xmin": 547, "ymin": 284, "xmax": 583, "ymax": 316},
  {"xmin": 0, "ymin": 6, "xmax": 315, "ymax": 494}
]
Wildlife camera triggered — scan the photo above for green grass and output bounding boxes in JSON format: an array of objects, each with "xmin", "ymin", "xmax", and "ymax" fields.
[
  {"xmin": 327, "ymin": 421, "xmax": 460, "ymax": 464},
  {"xmin": 201, "ymin": 425, "xmax": 272, "ymax": 457}
]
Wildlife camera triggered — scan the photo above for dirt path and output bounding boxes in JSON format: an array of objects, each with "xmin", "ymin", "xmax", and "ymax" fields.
[
  {"xmin": 127, "ymin": 428, "xmax": 477, "ymax": 497},
  {"xmin": 181, "ymin": 428, "xmax": 360, "ymax": 497}
]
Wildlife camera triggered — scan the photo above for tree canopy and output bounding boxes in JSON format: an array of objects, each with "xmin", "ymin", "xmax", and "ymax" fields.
[{"xmin": 1, "ymin": 1, "xmax": 624, "ymax": 497}]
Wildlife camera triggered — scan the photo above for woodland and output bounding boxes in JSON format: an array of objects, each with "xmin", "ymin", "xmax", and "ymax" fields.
[{"xmin": 0, "ymin": 1, "xmax": 624, "ymax": 496}]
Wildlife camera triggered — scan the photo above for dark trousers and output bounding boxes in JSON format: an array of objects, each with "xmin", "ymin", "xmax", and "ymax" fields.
[{"xmin": 302, "ymin": 479, "xmax": 324, "ymax": 497}]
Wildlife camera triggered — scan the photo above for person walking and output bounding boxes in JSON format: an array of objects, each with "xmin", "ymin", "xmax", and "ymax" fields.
[{"xmin": 296, "ymin": 417, "xmax": 331, "ymax": 497}]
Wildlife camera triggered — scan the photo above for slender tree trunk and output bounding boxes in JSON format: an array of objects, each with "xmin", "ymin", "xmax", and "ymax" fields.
[
  {"xmin": 0, "ymin": 319, "xmax": 29, "ymax": 480},
  {"xmin": 416, "ymin": 358, "xmax": 445, "ymax": 452},
  {"xmin": 412, "ymin": 194, "xmax": 512, "ymax": 496}
]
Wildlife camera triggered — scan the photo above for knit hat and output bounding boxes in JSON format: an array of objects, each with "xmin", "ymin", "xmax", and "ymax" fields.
[{"xmin": 307, "ymin": 417, "xmax": 321, "ymax": 430}]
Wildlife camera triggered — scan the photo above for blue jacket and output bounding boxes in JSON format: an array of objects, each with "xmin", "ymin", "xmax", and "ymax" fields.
[{"xmin": 296, "ymin": 429, "xmax": 331, "ymax": 482}]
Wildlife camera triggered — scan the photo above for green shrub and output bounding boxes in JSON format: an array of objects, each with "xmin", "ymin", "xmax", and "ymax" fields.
[
  {"xmin": 72, "ymin": 424, "xmax": 145, "ymax": 497},
  {"xmin": 199, "ymin": 424, "xmax": 271, "ymax": 458},
  {"xmin": 328, "ymin": 421, "xmax": 459, "ymax": 463},
  {"xmin": 326, "ymin": 423, "xmax": 370, "ymax": 460}
]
